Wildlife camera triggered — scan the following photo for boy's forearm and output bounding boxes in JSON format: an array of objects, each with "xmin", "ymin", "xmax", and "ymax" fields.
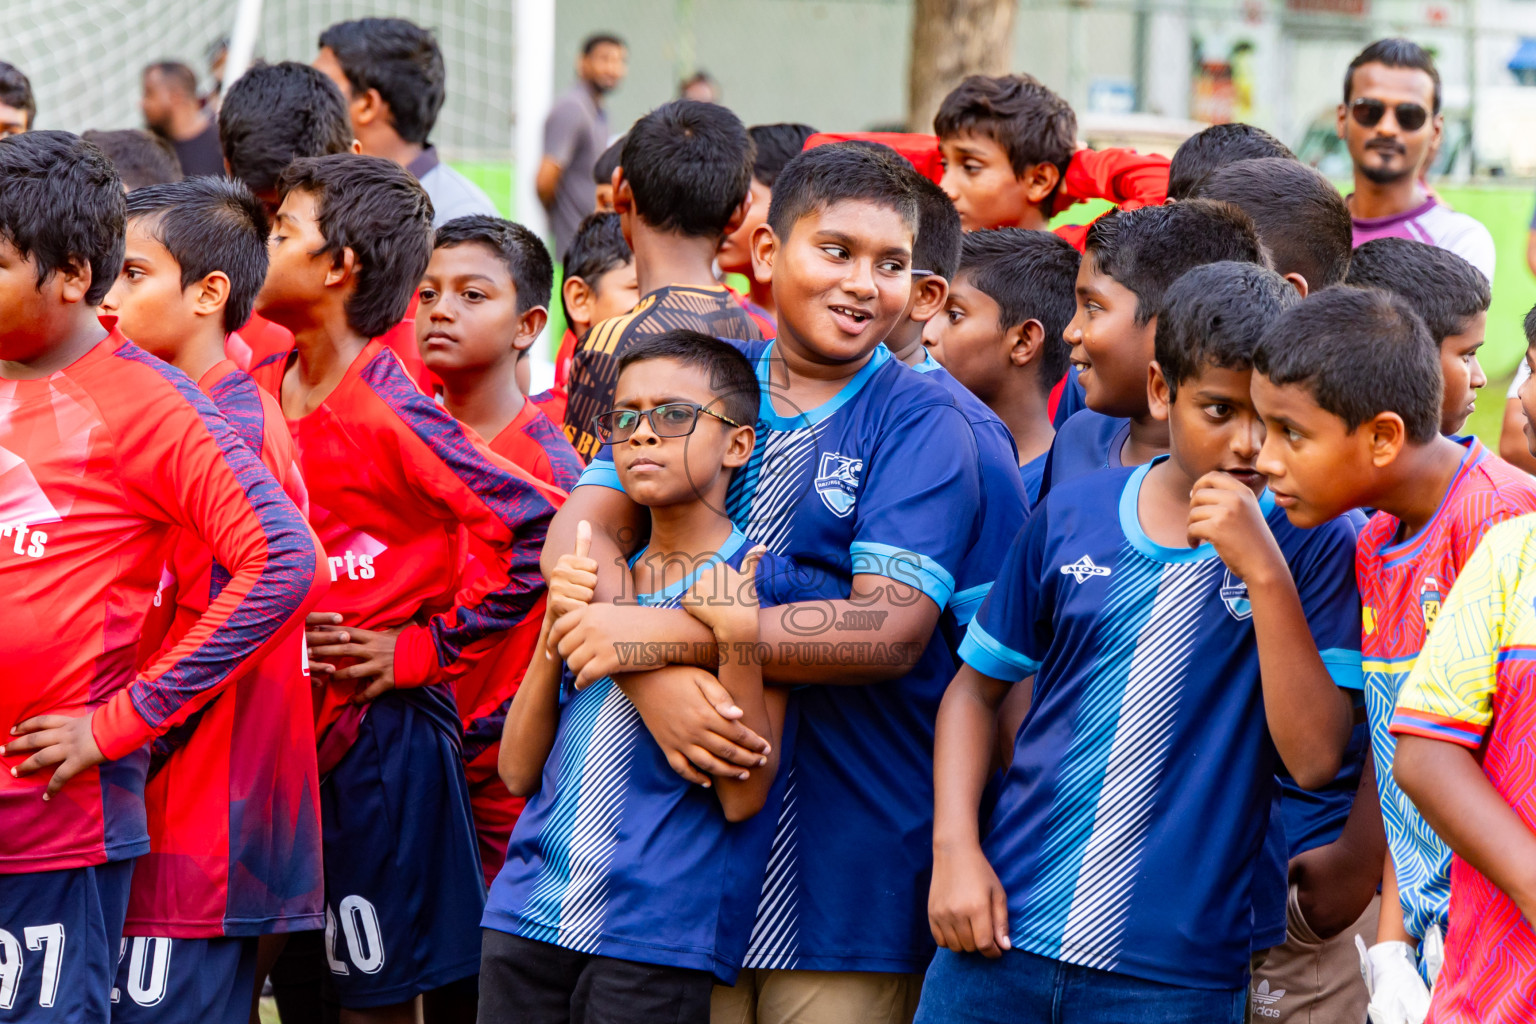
[
  {"xmin": 1291, "ymin": 752, "xmax": 1386, "ymax": 938},
  {"xmin": 1248, "ymin": 573, "xmax": 1352, "ymax": 788},
  {"xmin": 543, "ymin": 486, "xmax": 642, "ymax": 603},
  {"xmin": 498, "ymin": 643, "xmax": 565, "ymax": 796},
  {"xmin": 1377, "ymin": 849, "xmax": 1413, "ymax": 944},
  {"xmin": 1395, "ymin": 734, "xmax": 1536, "ymax": 919},
  {"xmin": 757, "ymin": 578, "xmax": 939, "ymax": 686},
  {"xmin": 933, "ymin": 666, "xmax": 1011, "ymax": 852},
  {"xmin": 711, "ymin": 625, "xmax": 781, "ymax": 820}
]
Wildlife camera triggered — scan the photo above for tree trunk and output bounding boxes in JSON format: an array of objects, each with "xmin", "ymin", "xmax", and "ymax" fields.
[{"xmin": 908, "ymin": 0, "xmax": 1019, "ymax": 134}]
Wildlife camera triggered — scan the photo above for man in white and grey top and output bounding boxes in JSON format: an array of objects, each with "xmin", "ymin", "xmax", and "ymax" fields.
[
  {"xmin": 539, "ymin": 34, "xmax": 627, "ymax": 257},
  {"xmin": 314, "ymin": 16, "xmax": 498, "ymax": 227}
]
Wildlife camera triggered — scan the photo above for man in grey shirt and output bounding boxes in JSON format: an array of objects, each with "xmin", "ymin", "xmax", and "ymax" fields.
[
  {"xmin": 315, "ymin": 16, "xmax": 499, "ymax": 227},
  {"xmin": 540, "ymin": 34, "xmax": 627, "ymax": 257}
]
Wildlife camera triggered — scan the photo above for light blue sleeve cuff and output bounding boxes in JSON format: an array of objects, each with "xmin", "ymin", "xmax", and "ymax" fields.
[
  {"xmin": 575, "ymin": 459, "xmax": 623, "ymax": 492},
  {"xmin": 958, "ymin": 621, "xmax": 1040, "ymax": 682},
  {"xmin": 849, "ymin": 541, "xmax": 956, "ymax": 609},
  {"xmin": 950, "ymin": 582, "xmax": 992, "ymax": 626},
  {"xmin": 1321, "ymin": 648, "xmax": 1364, "ymax": 691}
]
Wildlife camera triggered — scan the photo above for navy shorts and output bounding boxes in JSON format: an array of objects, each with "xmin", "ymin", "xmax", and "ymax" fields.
[
  {"xmin": 321, "ymin": 694, "xmax": 485, "ymax": 1008},
  {"xmin": 111, "ymin": 936, "xmax": 256, "ymax": 1023},
  {"xmin": 0, "ymin": 859, "xmax": 134, "ymax": 1023}
]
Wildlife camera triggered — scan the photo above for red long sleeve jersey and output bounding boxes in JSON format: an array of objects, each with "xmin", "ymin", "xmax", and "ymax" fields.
[
  {"xmin": 128, "ymin": 359, "xmax": 325, "ymax": 938},
  {"xmin": 0, "ymin": 330, "xmax": 325, "ymax": 875},
  {"xmin": 1053, "ymin": 147, "xmax": 1170, "ymax": 251},
  {"xmin": 251, "ymin": 341, "xmax": 561, "ymax": 760},
  {"xmin": 232, "ymin": 296, "xmax": 432, "ymax": 392}
]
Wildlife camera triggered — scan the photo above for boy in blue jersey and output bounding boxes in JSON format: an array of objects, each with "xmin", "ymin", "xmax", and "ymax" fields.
[
  {"xmin": 1250, "ymin": 287, "xmax": 1536, "ymax": 1024},
  {"xmin": 1042, "ymin": 200, "xmax": 1263, "ymax": 499},
  {"xmin": 546, "ymin": 142, "xmax": 984, "ymax": 1024},
  {"xmin": 479, "ymin": 332, "xmax": 794, "ymax": 1024},
  {"xmin": 918, "ymin": 261, "xmax": 1361, "ymax": 1024},
  {"xmin": 923, "ymin": 228, "xmax": 1078, "ymax": 504}
]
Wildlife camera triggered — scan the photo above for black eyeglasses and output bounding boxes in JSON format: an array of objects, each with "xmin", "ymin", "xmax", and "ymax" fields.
[
  {"xmin": 1350, "ymin": 97, "xmax": 1429, "ymax": 132},
  {"xmin": 592, "ymin": 402, "xmax": 745, "ymax": 443}
]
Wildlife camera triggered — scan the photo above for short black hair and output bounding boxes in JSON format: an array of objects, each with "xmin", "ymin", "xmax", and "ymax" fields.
[
  {"xmin": 593, "ymin": 136, "xmax": 624, "ymax": 186},
  {"xmin": 319, "ymin": 18, "xmax": 445, "ymax": 145},
  {"xmin": 616, "ymin": 329, "xmax": 760, "ymax": 428},
  {"xmin": 959, "ymin": 228, "xmax": 1080, "ymax": 396},
  {"xmin": 219, "ymin": 62, "xmax": 353, "ymax": 198},
  {"xmin": 1346, "ymin": 38, "xmax": 1441, "ymax": 114},
  {"xmin": 621, "ymin": 100, "xmax": 753, "ymax": 239},
  {"xmin": 0, "ymin": 131, "xmax": 125, "ymax": 306},
  {"xmin": 914, "ymin": 174, "xmax": 963, "ymax": 280},
  {"xmin": 433, "ymin": 215, "xmax": 553, "ymax": 315},
  {"xmin": 767, "ymin": 142, "xmax": 920, "ymax": 244},
  {"xmin": 1524, "ymin": 304, "xmax": 1536, "ymax": 349},
  {"xmin": 748, "ymin": 123, "xmax": 817, "ymax": 188},
  {"xmin": 1190, "ymin": 157, "xmax": 1351, "ymax": 288},
  {"xmin": 145, "ymin": 61, "xmax": 198, "ymax": 97},
  {"xmin": 561, "ymin": 211, "xmax": 632, "ymax": 327},
  {"xmin": 1156, "ymin": 261, "xmax": 1299, "ymax": 399},
  {"xmin": 0, "ymin": 63, "xmax": 35, "ymax": 129},
  {"xmin": 1253, "ymin": 285, "xmax": 1441, "ymax": 444},
  {"xmin": 933, "ymin": 74, "xmax": 1076, "ymax": 183},
  {"xmin": 1084, "ymin": 200, "xmax": 1264, "ymax": 325},
  {"xmin": 278, "ymin": 154, "xmax": 433, "ymax": 338},
  {"xmin": 126, "ymin": 177, "xmax": 269, "ymax": 332},
  {"xmin": 82, "ymin": 129, "xmax": 182, "ymax": 191},
  {"xmin": 582, "ymin": 33, "xmax": 626, "ymax": 56},
  {"xmin": 1346, "ymin": 237, "xmax": 1490, "ymax": 343},
  {"xmin": 1167, "ymin": 122, "xmax": 1294, "ymax": 200}
]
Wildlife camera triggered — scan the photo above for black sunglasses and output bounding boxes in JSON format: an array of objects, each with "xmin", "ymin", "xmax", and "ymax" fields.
[
  {"xmin": 592, "ymin": 402, "xmax": 745, "ymax": 444},
  {"xmin": 1349, "ymin": 97, "xmax": 1429, "ymax": 132}
]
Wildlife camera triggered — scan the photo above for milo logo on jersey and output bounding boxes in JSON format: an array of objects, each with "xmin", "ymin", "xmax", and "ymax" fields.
[
  {"xmin": 1421, "ymin": 576, "xmax": 1443, "ymax": 632},
  {"xmin": 1220, "ymin": 569, "xmax": 1252, "ymax": 621},
  {"xmin": 814, "ymin": 452, "xmax": 863, "ymax": 518}
]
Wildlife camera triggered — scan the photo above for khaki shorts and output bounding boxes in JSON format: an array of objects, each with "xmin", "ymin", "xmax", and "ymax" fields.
[
  {"xmin": 1249, "ymin": 886, "xmax": 1379, "ymax": 1023},
  {"xmin": 712, "ymin": 968, "xmax": 924, "ymax": 1024}
]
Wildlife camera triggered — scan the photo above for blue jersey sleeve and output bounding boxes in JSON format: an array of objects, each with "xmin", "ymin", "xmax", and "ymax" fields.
[
  {"xmin": 575, "ymin": 442, "xmax": 622, "ymax": 491},
  {"xmin": 950, "ymin": 418, "xmax": 1029, "ymax": 626},
  {"xmin": 847, "ymin": 401, "xmax": 981, "ymax": 611},
  {"xmin": 1285, "ymin": 513, "xmax": 1365, "ymax": 690},
  {"xmin": 958, "ymin": 505, "xmax": 1052, "ymax": 682}
]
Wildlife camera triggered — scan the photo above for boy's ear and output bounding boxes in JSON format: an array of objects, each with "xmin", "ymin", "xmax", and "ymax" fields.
[
  {"xmin": 325, "ymin": 246, "xmax": 359, "ymax": 290},
  {"xmin": 52, "ymin": 255, "xmax": 95, "ymax": 305},
  {"xmin": 722, "ymin": 423, "xmax": 756, "ymax": 469},
  {"xmin": 353, "ymin": 88, "xmax": 385, "ymax": 129},
  {"xmin": 190, "ymin": 270, "xmax": 233, "ymax": 321},
  {"xmin": 349, "ymin": 139, "xmax": 364, "ymax": 155},
  {"xmin": 513, "ymin": 305, "xmax": 549, "ymax": 351},
  {"xmin": 1146, "ymin": 360, "xmax": 1173, "ymax": 424},
  {"xmin": 909, "ymin": 275, "xmax": 949, "ymax": 325},
  {"xmin": 1366, "ymin": 411, "xmax": 1409, "ymax": 468},
  {"xmin": 612, "ymin": 170, "xmax": 637, "ymax": 247},
  {"xmin": 1020, "ymin": 162, "xmax": 1062, "ymax": 208},
  {"xmin": 562, "ymin": 276, "xmax": 593, "ymax": 331},
  {"xmin": 1282, "ymin": 272, "xmax": 1309, "ymax": 298},
  {"xmin": 749, "ymin": 223, "xmax": 778, "ymax": 285},
  {"xmin": 1009, "ymin": 319, "xmax": 1046, "ymax": 369},
  {"xmin": 721, "ymin": 189, "xmax": 752, "ymax": 240}
]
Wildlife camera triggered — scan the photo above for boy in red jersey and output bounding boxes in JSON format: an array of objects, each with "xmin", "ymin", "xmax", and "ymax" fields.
[
  {"xmin": 97, "ymin": 176, "xmax": 324, "ymax": 1024},
  {"xmin": 0, "ymin": 131, "xmax": 324, "ymax": 1022},
  {"xmin": 717, "ymin": 122, "xmax": 817, "ymax": 334},
  {"xmin": 1389, "ymin": 305, "xmax": 1536, "ymax": 1024},
  {"xmin": 1251, "ymin": 287, "xmax": 1536, "ymax": 1024},
  {"xmin": 933, "ymin": 74, "xmax": 1169, "ymax": 250},
  {"xmin": 416, "ymin": 214, "xmax": 580, "ymax": 886},
  {"xmin": 250, "ymin": 154, "xmax": 559, "ymax": 1022}
]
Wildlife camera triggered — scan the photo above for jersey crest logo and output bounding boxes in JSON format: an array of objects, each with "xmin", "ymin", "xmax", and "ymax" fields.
[
  {"xmin": 1060, "ymin": 555, "xmax": 1111, "ymax": 584},
  {"xmin": 813, "ymin": 452, "xmax": 863, "ymax": 517},
  {"xmin": 1221, "ymin": 569, "xmax": 1253, "ymax": 621},
  {"xmin": 1421, "ymin": 576, "xmax": 1443, "ymax": 632}
]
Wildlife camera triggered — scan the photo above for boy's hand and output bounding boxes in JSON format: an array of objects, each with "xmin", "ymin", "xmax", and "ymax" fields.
[
  {"xmin": 684, "ymin": 545, "xmax": 765, "ymax": 639},
  {"xmin": 546, "ymin": 521, "xmax": 599, "ymax": 633},
  {"xmin": 617, "ymin": 665, "xmax": 770, "ymax": 786},
  {"xmin": 929, "ymin": 842, "xmax": 1012, "ymax": 958},
  {"xmin": 307, "ymin": 623, "xmax": 401, "ymax": 703},
  {"xmin": 3, "ymin": 713, "xmax": 106, "ymax": 800},
  {"xmin": 1187, "ymin": 472, "xmax": 1286, "ymax": 584},
  {"xmin": 552, "ymin": 603, "xmax": 701, "ymax": 689}
]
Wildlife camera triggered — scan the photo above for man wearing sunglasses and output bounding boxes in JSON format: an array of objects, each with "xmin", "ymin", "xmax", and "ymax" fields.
[{"xmin": 1339, "ymin": 38, "xmax": 1495, "ymax": 283}]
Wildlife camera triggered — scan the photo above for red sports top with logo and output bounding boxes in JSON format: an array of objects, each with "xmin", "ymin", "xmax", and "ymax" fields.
[
  {"xmin": 127, "ymin": 358, "xmax": 325, "ymax": 938},
  {"xmin": 455, "ymin": 399, "xmax": 581, "ymax": 885},
  {"xmin": 0, "ymin": 328, "xmax": 325, "ymax": 875},
  {"xmin": 232, "ymin": 298, "xmax": 432, "ymax": 393},
  {"xmin": 250, "ymin": 340, "xmax": 561, "ymax": 767}
]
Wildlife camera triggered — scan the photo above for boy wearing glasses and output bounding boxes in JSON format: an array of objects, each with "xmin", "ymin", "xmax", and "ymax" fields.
[
  {"xmin": 480, "ymin": 331, "xmax": 796, "ymax": 1024},
  {"xmin": 1340, "ymin": 38, "xmax": 1495, "ymax": 281}
]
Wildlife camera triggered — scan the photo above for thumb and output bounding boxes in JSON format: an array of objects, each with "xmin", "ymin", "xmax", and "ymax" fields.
[
  {"xmin": 991, "ymin": 882, "xmax": 1011, "ymax": 952},
  {"xmin": 574, "ymin": 519, "xmax": 592, "ymax": 560},
  {"xmin": 740, "ymin": 544, "xmax": 767, "ymax": 576}
]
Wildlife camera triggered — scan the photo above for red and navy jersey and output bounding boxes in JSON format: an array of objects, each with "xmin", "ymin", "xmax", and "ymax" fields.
[
  {"xmin": 238, "ymin": 295, "xmax": 433, "ymax": 394},
  {"xmin": 127, "ymin": 359, "xmax": 325, "ymax": 938},
  {"xmin": 0, "ymin": 329, "xmax": 325, "ymax": 874},
  {"xmin": 1053, "ymin": 148, "xmax": 1170, "ymax": 252},
  {"xmin": 251, "ymin": 341, "xmax": 562, "ymax": 763}
]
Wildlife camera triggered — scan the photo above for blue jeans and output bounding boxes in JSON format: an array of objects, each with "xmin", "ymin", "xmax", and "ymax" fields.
[{"xmin": 915, "ymin": 947, "xmax": 1246, "ymax": 1024}]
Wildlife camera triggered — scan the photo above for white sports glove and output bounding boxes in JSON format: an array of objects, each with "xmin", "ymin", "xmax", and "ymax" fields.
[{"xmin": 1356, "ymin": 936, "xmax": 1431, "ymax": 1024}]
